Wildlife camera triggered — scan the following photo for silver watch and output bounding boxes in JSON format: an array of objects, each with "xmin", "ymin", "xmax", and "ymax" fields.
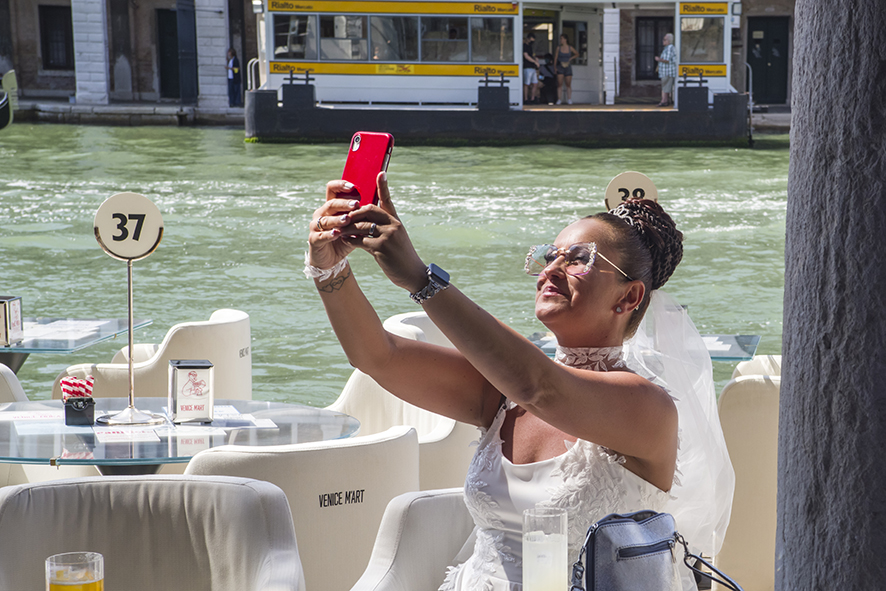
[{"xmin": 409, "ymin": 264, "xmax": 450, "ymax": 305}]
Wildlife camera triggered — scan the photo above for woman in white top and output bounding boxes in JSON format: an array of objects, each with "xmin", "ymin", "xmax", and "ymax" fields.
[{"xmin": 305, "ymin": 173, "xmax": 733, "ymax": 590}]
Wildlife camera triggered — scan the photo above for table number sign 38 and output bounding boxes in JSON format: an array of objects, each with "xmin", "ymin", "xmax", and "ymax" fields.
[{"xmin": 604, "ymin": 171, "xmax": 660, "ymax": 210}]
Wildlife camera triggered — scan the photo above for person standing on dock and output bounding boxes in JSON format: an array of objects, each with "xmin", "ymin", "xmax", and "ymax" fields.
[
  {"xmin": 522, "ymin": 32, "xmax": 540, "ymax": 105},
  {"xmin": 226, "ymin": 48, "xmax": 242, "ymax": 108},
  {"xmin": 654, "ymin": 33, "xmax": 677, "ymax": 107}
]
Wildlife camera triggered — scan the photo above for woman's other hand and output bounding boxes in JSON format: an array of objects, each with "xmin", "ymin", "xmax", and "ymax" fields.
[
  {"xmin": 344, "ymin": 172, "xmax": 428, "ymax": 292},
  {"xmin": 307, "ymin": 180, "xmax": 361, "ymax": 269}
]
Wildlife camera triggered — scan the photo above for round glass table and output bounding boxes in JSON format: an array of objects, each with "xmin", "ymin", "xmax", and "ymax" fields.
[{"xmin": 0, "ymin": 398, "xmax": 360, "ymax": 475}]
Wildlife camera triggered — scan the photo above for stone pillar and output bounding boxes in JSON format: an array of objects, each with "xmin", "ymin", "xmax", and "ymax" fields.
[
  {"xmin": 602, "ymin": 9, "xmax": 619, "ymax": 105},
  {"xmin": 196, "ymin": 0, "xmax": 230, "ymax": 108},
  {"xmin": 779, "ymin": 0, "xmax": 886, "ymax": 589},
  {"xmin": 71, "ymin": 0, "xmax": 110, "ymax": 104}
]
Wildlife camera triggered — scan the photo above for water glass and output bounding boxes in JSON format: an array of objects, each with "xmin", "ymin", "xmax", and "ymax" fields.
[
  {"xmin": 45, "ymin": 552, "xmax": 104, "ymax": 591},
  {"xmin": 522, "ymin": 507, "xmax": 568, "ymax": 591}
]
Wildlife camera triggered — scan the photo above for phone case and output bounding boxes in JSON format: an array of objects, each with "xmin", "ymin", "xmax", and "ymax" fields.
[{"xmin": 341, "ymin": 131, "xmax": 394, "ymax": 206}]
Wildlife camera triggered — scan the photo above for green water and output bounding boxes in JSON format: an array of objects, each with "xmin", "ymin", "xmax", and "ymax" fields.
[{"xmin": 0, "ymin": 124, "xmax": 789, "ymax": 404}]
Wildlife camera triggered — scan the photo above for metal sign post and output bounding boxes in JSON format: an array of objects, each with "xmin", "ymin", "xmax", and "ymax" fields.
[{"xmin": 94, "ymin": 192, "xmax": 166, "ymax": 425}]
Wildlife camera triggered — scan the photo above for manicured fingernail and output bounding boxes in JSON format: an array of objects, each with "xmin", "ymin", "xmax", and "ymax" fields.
[
  {"xmin": 332, "ymin": 228, "xmax": 341, "ymax": 236},
  {"xmin": 340, "ymin": 214, "xmax": 349, "ymax": 223},
  {"xmin": 349, "ymin": 200, "xmax": 359, "ymax": 208},
  {"xmin": 343, "ymin": 181, "xmax": 355, "ymax": 190}
]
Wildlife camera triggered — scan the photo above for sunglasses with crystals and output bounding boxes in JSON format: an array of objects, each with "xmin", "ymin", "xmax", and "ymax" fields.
[{"xmin": 524, "ymin": 242, "xmax": 634, "ymax": 280}]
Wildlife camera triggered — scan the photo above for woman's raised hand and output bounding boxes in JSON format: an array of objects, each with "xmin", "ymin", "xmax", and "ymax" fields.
[{"xmin": 307, "ymin": 180, "xmax": 361, "ymax": 270}]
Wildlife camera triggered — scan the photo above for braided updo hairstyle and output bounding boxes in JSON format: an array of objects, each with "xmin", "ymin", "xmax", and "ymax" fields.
[{"xmin": 587, "ymin": 198, "xmax": 683, "ymax": 336}]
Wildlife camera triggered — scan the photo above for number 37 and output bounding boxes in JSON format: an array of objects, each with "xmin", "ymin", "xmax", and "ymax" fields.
[{"xmin": 111, "ymin": 213, "xmax": 146, "ymax": 241}]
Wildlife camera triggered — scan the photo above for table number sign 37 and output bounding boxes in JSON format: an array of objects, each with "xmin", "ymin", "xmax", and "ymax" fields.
[{"xmin": 94, "ymin": 192, "xmax": 163, "ymax": 261}]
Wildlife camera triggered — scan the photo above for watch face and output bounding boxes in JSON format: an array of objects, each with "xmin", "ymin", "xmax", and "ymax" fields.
[{"xmin": 428, "ymin": 263, "xmax": 450, "ymax": 286}]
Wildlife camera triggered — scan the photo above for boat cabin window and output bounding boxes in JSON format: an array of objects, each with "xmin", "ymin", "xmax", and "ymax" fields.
[
  {"xmin": 370, "ymin": 16, "xmax": 419, "ymax": 61},
  {"xmin": 680, "ymin": 17, "xmax": 724, "ymax": 63},
  {"xmin": 320, "ymin": 15, "xmax": 369, "ymax": 60},
  {"xmin": 561, "ymin": 21, "xmax": 588, "ymax": 67},
  {"xmin": 274, "ymin": 15, "xmax": 317, "ymax": 59},
  {"xmin": 470, "ymin": 17, "xmax": 514, "ymax": 62},
  {"xmin": 421, "ymin": 17, "xmax": 468, "ymax": 62}
]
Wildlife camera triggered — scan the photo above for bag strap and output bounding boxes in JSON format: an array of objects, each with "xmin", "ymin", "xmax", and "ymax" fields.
[{"xmin": 675, "ymin": 533, "xmax": 745, "ymax": 591}]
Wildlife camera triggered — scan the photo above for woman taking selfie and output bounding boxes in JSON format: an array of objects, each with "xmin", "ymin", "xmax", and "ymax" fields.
[{"xmin": 305, "ymin": 173, "xmax": 733, "ymax": 591}]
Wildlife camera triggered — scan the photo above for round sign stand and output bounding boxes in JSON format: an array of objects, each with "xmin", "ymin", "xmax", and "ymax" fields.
[
  {"xmin": 93, "ymin": 193, "xmax": 166, "ymax": 426},
  {"xmin": 604, "ymin": 171, "xmax": 659, "ymax": 211}
]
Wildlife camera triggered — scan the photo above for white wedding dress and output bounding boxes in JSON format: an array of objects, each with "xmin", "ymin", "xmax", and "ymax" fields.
[{"xmin": 438, "ymin": 345, "xmax": 675, "ymax": 591}]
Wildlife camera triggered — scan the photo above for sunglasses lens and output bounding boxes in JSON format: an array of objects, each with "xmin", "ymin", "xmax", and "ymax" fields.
[
  {"xmin": 565, "ymin": 244, "xmax": 595, "ymax": 275},
  {"xmin": 525, "ymin": 243, "xmax": 597, "ymax": 276},
  {"xmin": 525, "ymin": 245, "xmax": 555, "ymax": 275}
]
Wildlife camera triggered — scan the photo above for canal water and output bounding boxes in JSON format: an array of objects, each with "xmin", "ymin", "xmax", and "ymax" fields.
[{"xmin": 0, "ymin": 124, "xmax": 789, "ymax": 405}]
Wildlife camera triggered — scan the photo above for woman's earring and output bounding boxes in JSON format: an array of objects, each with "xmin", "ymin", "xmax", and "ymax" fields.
[{"xmin": 616, "ymin": 306, "xmax": 623, "ymax": 313}]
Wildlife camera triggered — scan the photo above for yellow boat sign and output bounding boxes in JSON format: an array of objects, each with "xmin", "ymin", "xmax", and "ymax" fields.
[
  {"xmin": 271, "ymin": 61, "xmax": 519, "ymax": 76},
  {"xmin": 679, "ymin": 2, "xmax": 728, "ymax": 15},
  {"xmin": 679, "ymin": 64, "xmax": 727, "ymax": 77},
  {"xmin": 269, "ymin": 1, "xmax": 518, "ymax": 14}
]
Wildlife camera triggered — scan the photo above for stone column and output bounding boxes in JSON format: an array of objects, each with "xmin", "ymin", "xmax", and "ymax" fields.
[
  {"xmin": 196, "ymin": 0, "xmax": 230, "ymax": 108},
  {"xmin": 602, "ymin": 9, "xmax": 619, "ymax": 106},
  {"xmin": 71, "ymin": 0, "xmax": 110, "ymax": 104},
  {"xmin": 779, "ymin": 0, "xmax": 886, "ymax": 589}
]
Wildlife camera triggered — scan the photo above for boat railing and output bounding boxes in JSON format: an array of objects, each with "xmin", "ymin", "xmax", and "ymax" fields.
[{"xmin": 247, "ymin": 58, "xmax": 261, "ymax": 91}]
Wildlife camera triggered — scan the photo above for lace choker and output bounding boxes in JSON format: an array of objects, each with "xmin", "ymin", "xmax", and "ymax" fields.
[{"xmin": 555, "ymin": 345, "xmax": 627, "ymax": 372}]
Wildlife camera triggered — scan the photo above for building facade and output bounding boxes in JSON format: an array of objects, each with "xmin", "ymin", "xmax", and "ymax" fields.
[{"xmin": 0, "ymin": 0, "xmax": 257, "ymax": 106}]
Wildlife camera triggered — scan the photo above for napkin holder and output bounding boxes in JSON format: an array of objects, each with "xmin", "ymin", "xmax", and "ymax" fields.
[
  {"xmin": 65, "ymin": 397, "xmax": 95, "ymax": 426},
  {"xmin": 169, "ymin": 359, "xmax": 214, "ymax": 424},
  {"xmin": 61, "ymin": 376, "xmax": 96, "ymax": 426},
  {"xmin": 0, "ymin": 296, "xmax": 23, "ymax": 346}
]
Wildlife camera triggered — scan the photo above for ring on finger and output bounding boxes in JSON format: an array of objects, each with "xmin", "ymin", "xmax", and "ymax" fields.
[
  {"xmin": 316, "ymin": 218, "xmax": 325, "ymax": 232},
  {"xmin": 369, "ymin": 223, "xmax": 378, "ymax": 237}
]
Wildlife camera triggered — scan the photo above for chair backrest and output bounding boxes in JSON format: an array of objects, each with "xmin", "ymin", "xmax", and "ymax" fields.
[
  {"xmin": 51, "ymin": 309, "xmax": 252, "ymax": 400},
  {"xmin": 326, "ymin": 311, "xmax": 477, "ymax": 490},
  {"xmin": 731, "ymin": 354, "xmax": 782, "ymax": 380},
  {"xmin": 0, "ymin": 475, "xmax": 305, "ymax": 591},
  {"xmin": 0, "ymin": 364, "xmax": 27, "ymax": 402},
  {"xmin": 184, "ymin": 425, "xmax": 419, "ymax": 591},
  {"xmin": 714, "ymin": 374, "xmax": 780, "ymax": 591}
]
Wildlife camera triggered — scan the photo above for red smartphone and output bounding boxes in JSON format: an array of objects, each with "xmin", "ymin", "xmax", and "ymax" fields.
[{"xmin": 341, "ymin": 131, "xmax": 394, "ymax": 206}]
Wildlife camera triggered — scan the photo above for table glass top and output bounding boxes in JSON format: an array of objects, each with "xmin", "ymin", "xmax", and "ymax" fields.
[
  {"xmin": 0, "ymin": 318, "xmax": 152, "ymax": 354},
  {"xmin": 0, "ymin": 398, "xmax": 360, "ymax": 467}
]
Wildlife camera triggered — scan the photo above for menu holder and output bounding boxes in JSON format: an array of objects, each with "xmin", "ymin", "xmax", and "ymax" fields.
[{"xmin": 0, "ymin": 296, "xmax": 23, "ymax": 346}]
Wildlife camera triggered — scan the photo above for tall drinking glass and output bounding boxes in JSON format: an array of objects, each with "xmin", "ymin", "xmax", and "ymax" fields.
[
  {"xmin": 45, "ymin": 552, "xmax": 104, "ymax": 591},
  {"xmin": 522, "ymin": 507, "xmax": 568, "ymax": 591}
]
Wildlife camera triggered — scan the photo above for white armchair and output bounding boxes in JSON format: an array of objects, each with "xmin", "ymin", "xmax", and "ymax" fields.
[
  {"xmin": 0, "ymin": 364, "xmax": 27, "ymax": 403},
  {"xmin": 327, "ymin": 311, "xmax": 477, "ymax": 490},
  {"xmin": 714, "ymin": 374, "xmax": 780, "ymax": 591},
  {"xmin": 51, "ymin": 309, "xmax": 252, "ymax": 400},
  {"xmin": 731, "ymin": 354, "xmax": 782, "ymax": 379},
  {"xmin": 185, "ymin": 425, "xmax": 420, "ymax": 591},
  {"xmin": 351, "ymin": 488, "xmax": 476, "ymax": 591},
  {"xmin": 0, "ymin": 475, "xmax": 305, "ymax": 591}
]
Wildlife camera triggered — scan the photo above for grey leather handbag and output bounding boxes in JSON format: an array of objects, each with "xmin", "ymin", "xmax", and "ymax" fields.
[{"xmin": 569, "ymin": 510, "xmax": 744, "ymax": 591}]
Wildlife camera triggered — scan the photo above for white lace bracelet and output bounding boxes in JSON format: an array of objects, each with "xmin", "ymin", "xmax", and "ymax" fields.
[{"xmin": 303, "ymin": 252, "xmax": 349, "ymax": 282}]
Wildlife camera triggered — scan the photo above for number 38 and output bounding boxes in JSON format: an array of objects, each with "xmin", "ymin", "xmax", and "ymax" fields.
[{"xmin": 618, "ymin": 187, "xmax": 646, "ymax": 201}]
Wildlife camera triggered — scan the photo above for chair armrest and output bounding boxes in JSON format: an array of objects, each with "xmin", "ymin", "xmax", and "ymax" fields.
[
  {"xmin": 111, "ymin": 344, "xmax": 160, "ymax": 364},
  {"xmin": 350, "ymin": 488, "xmax": 474, "ymax": 591}
]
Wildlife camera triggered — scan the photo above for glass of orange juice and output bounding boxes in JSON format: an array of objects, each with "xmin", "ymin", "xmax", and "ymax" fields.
[{"xmin": 45, "ymin": 552, "xmax": 104, "ymax": 591}]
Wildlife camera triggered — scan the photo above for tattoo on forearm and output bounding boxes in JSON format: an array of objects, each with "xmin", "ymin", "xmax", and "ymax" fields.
[{"xmin": 318, "ymin": 268, "xmax": 352, "ymax": 292}]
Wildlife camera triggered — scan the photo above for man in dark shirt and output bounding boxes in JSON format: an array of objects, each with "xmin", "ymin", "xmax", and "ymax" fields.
[{"xmin": 522, "ymin": 32, "xmax": 540, "ymax": 105}]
